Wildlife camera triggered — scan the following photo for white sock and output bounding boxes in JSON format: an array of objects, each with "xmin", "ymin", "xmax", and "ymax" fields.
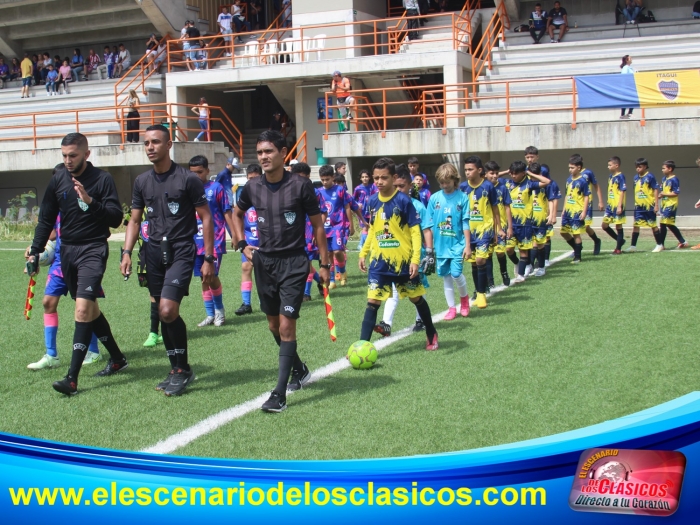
[
  {"xmin": 443, "ymin": 276, "xmax": 455, "ymax": 308},
  {"xmin": 382, "ymin": 285, "xmax": 399, "ymax": 325},
  {"xmin": 454, "ymin": 274, "xmax": 468, "ymax": 298}
]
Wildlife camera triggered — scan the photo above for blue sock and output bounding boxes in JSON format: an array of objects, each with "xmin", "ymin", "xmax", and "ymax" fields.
[
  {"xmin": 330, "ymin": 272, "xmax": 335, "ymax": 283},
  {"xmin": 242, "ymin": 290, "xmax": 251, "ymax": 305},
  {"xmin": 212, "ymin": 289, "xmax": 224, "ymax": 310},
  {"xmin": 304, "ymin": 280, "xmax": 312, "ymax": 295},
  {"xmin": 313, "ymin": 271, "xmax": 321, "ymax": 283},
  {"xmin": 203, "ymin": 290, "xmax": 215, "ymax": 317},
  {"xmin": 89, "ymin": 333, "xmax": 99, "ymax": 354},
  {"xmin": 45, "ymin": 326, "xmax": 58, "ymax": 357}
]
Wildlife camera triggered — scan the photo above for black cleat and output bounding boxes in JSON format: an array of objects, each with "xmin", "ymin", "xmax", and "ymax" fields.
[
  {"xmin": 317, "ymin": 282, "xmax": 325, "ymax": 297},
  {"xmin": 164, "ymin": 368, "xmax": 194, "ymax": 396},
  {"xmin": 412, "ymin": 319, "xmax": 425, "ymax": 332},
  {"xmin": 262, "ymin": 391, "xmax": 287, "ymax": 413},
  {"xmin": 156, "ymin": 369, "xmax": 175, "ymax": 391},
  {"xmin": 53, "ymin": 376, "xmax": 78, "ymax": 396},
  {"xmin": 471, "ymin": 291, "xmax": 477, "ymax": 301},
  {"xmin": 95, "ymin": 358, "xmax": 128, "ymax": 377},
  {"xmin": 593, "ymin": 238, "xmax": 602, "ymax": 255},
  {"xmin": 487, "ymin": 278, "xmax": 495, "ymax": 289},
  {"xmin": 373, "ymin": 321, "xmax": 392, "ymax": 338},
  {"xmin": 234, "ymin": 303, "xmax": 253, "ymax": 316},
  {"xmin": 302, "ymin": 294, "xmax": 311, "ymax": 302},
  {"xmin": 501, "ymin": 272, "xmax": 511, "ymax": 286},
  {"xmin": 287, "ymin": 363, "xmax": 311, "ymax": 392}
]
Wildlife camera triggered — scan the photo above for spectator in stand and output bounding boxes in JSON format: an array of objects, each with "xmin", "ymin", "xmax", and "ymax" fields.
[
  {"xmin": 53, "ymin": 55, "xmax": 62, "ymax": 72},
  {"xmin": 45, "ymin": 64, "xmax": 58, "ymax": 96},
  {"xmin": 283, "ymin": 0, "xmax": 292, "ymax": 28},
  {"xmin": 10, "ymin": 58, "xmax": 21, "ymax": 80},
  {"xmin": 86, "ymin": 49, "xmax": 101, "ymax": 80},
  {"xmin": 192, "ymin": 97, "xmax": 210, "ymax": 141},
  {"xmin": 126, "ymin": 89, "xmax": 141, "ymax": 143},
  {"xmin": 404, "ymin": 0, "xmax": 420, "ymax": 41},
  {"xmin": 20, "ymin": 53, "xmax": 33, "ymax": 99},
  {"xmin": 70, "ymin": 49, "xmax": 84, "ymax": 82},
  {"xmin": 529, "ymin": 3, "xmax": 548, "ymax": 44},
  {"xmin": 40, "ymin": 53, "xmax": 53, "ymax": 83},
  {"xmin": 694, "ymin": 1, "xmax": 700, "ymax": 19},
  {"xmin": 218, "ymin": 6, "xmax": 234, "ymax": 56},
  {"xmin": 57, "ymin": 58, "xmax": 72, "ymax": 95},
  {"xmin": 0, "ymin": 58, "xmax": 9, "ymax": 89},
  {"xmin": 619, "ymin": 55, "xmax": 635, "ymax": 119},
  {"xmin": 250, "ymin": 0, "xmax": 263, "ymax": 30},
  {"xmin": 99, "ymin": 46, "xmax": 112, "ymax": 79},
  {"xmin": 624, "ymin": 0, "xmax": 643, "ymax": 24},
  {"xmin": 115, "ymin": 43, "xmax": 132, "ymax": 77},
  {"xmin": 197, "ymin": 39, "xmax": 209, "ymax": 70},
  {"xmin": 145, "ymin": 34, "xmax": 158, "ymax": 72},
  {"xmin": 331, "ymin": 71, "xmax": 354, "ymax": 132},
  {"xmin": 269, "ymin": 112, "xmax": 283, "ymax": 132},
  {"xmin": 233, "ymin": 0, "xmax": 252, "ymax": 42},
  {"xmin": 152, "ymin": 40, "xmax": 166, "ymax": 73},
  {"xmin": 184, "ymin": 20, "xmax": 202, "ymax": 70},
  {"xmin": 418, "ymin": 0, "xmax": 430, "ymax": 27},
  {"xmin": 32, "ymin": 54, "xmax": 42, "ymax": 85},
  {"xmin": 547, "ymin": 1, "xmax": 569, "ymax": 43},
  {"xmin": 437, "ymin": 0, "xmax": 448, "ymax": 12}
]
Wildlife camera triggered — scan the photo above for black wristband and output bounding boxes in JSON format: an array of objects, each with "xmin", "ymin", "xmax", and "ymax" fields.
[
  {"xmin": 238, "ymin": 240, "xmax": 248, "ymax": 251},
  {"xmin": 203, "ymin": 254, "xmax": 216, "ymax": 264},
  {"xmin": 122, "ymin": 249, "xmax": 132, "ymax": 257},
  {"xmin": 320, "ymin": 263, "xmax": 332, "ymax": 270}
]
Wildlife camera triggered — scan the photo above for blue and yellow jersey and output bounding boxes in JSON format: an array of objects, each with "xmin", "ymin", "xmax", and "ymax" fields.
[
  {"xmin": 581, "ymin": 168, "xmax": 598, "ymax": 214},
  {"xmin": 492, "ymin": 178, "xmax": 512, "ymax": 230},
  {"xmin": 361, "ymin": 190, "xmax": 422, "ymax": 276},
  {"xmin": 563, "ymin": 175, "xmax": 591, "ymax": 217},
  {"xmin": 660, "ymin": 176, "xmax": 680, "ymax": 217},
  {"xmin": 459, "ymin": 179, "xmax": 497, "ymax": 241},
  {"xmin": 634, "ymin": 172, "xmax": 658, "ymax": 212},
  {"xmin": 532, "ymin": 185, "xmax": 551, "ymax": 227},
  {"xmin": 506, "ymin": 178, "xmax": 541, "ymax": 228},
  {"xmin": 606, "ymin": 173, "xmax": 627, "ymax": 211},
  {"xmin": 425, "ymin": 190, "xmax": 470, "ymax": 259}
]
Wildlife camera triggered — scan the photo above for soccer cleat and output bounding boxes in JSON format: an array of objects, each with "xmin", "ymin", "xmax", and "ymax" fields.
[
  {"xmin": 95, "ymin": 358, "xmax": 129, "ymax": 377},
  {"xmin": 317, "ymin": 282, "xmax": 325, "ymax": 296},
  {"xmin": 143, "ymin": 332, "xmax": 159, "ymax": 347},
  {"xmin": 593, "ymin": 238, "xmax": 602, "ymax": 255},
  {"xmin": 198, "ymin": 316, "xmax": 215, "ymax": 326},
  {"xmin": 82, "ymin": 351, "xmax": 101, "ymax": 365},
  {"xmin": 626, "ymin": 245, "xmax": 637, "ymax": 252},
  {"xmin": 524, "ymin": 264, "xmax": 533, "ymax": 277},
  {"xmin": 501, "ymin": 272, "xmax": 511, "ymax": 286},
  {"xmin": 302, "ymin": 294, "xmax": 311, "ymax": 302},
  {"xmin": 652, "ymin": 245, "xmax": 665, "ymax": 253},
  {"xmin": 214, "ymin": 309, "xmax": 225, "ymax": 326},
  {"xmin": 534, "ymin": 268, "xmax": 546, "ymax": 277},
  {"xmin": 571, "ymin": 258, "xmax": 581, "ymax": 264},
  {"xmin": 487, "ymin": 278, "xmax": 495, "ymax": 289},
  {"xmin": 156, "ymin": 369, "xmax": 175, "ymax": 391},
  {"xmin": 373, "ymin": 321, "xmax": 392, "ymax": 338},
  {"xmin": 164, "ymin": 368, "xmax": 194, "ymax": 396},
  {"xmin": 340, "ymin": 278, "xmax": 347, "ymax": 287},
  {"xmin": 328, "ymin": 282, "xmax": 336, "ymax": 290},
  {"xmin": 157, "ymin": 335, "xmax": 163, "ymax": 344},
  {"xmin": 52, "ymin": 376, "xmax": 78, "ymax": 396},
  {"xmin": 513, "ymin": 275, "xmax": 526, "ymax": 284},
  {"xmin": 261, "ymin": 391, "xmax": 287, "ymax": 412},
  {"xmin": 426, "ymin": 333, "xmax": 439, "ymax": 351},
  {"xmin": 612, "ymin": 249, "xmax": 622, "ymax": 255},
  {"xmin": 234, "ymin": 303, "xmax": 253, "ymax": 316},
  {"xmin": 471, "ymin": 291, "xmax": 477, "ymax": 302},
  {"xmin": 677, "ymin": 242, "xmax": 689, "ymax": 249},
  {"xmin": 460, "ymin": 296, "xmax": 471, "ymax": 317},
  {"xmin": 544, "ymin": 260, "xmax": 550, "ymax": 268},
  {"xmin": 412, "ymin": 319, "xmax": 425, "ymax": 332},
  {"xmin": 287, "ymin": 363, "xmax": 311, "ymax": 392},
  {"xmin": 27, "ymin": 354, "xmax": 60, "ymax": 370},
  {"xmin": 444, "ymin": 307, "xmax": 457, "ymax": 320},
  {"xmin": 475, "ymin": 293, "xmax": 487, "ymax": 309}
]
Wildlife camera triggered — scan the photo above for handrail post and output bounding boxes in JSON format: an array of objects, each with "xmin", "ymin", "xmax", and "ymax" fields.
[
  {"xmin": 422, "ymin": 92, "xmax": 426, "ymax": 128},
  {"xmin": 571, "ymin": 77, "xmax": 577, "ymax": 130},
  {"xmin": 75, "ymin": 111, "xmax": 79, "ymax": 133},
  {"xmin": 640, "ymin": 107, "xmax": 646, "ymax": 127},
  {"xmin": 32, "ymin": 114, "xmax": 37, "ymax": 153},
  {"xmin": 325, "ymin": 91, "xmax": 329, "ymax": 135},
  {"xmin": 505, "ymin": 82, "xmax": 510, "ymax": 132},
  {"xmin": 382, "ymin": 89, "xmax": 387, "ymax": 132},
  {"xmin": 442, "ymin": 84, "xmax": 446, "ymax": 133},
  {"xmin": 120, "ymin": 108, "xmax": 126, "ymax": 144}
]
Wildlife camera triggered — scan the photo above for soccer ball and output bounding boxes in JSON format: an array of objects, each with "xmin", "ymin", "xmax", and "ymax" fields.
[
  {"xmin": 347, "ymin": 340, "xmax": 378, "ymax": 370},
  {"xmin": 38, "ymin": 240, "xmax": 56, "ymax": 267}
]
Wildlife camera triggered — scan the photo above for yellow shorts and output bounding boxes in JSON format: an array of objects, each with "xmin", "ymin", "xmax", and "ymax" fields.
[
  {"xmin": 546, "ymin": 224, "xmax": 554, "ymax": 239},
  {"xmin": 660, "ymin": 216, "xmax": 676, "ymax": 226},
  {"xmin": 367, "ymin": 273, "xmax": 425, "ymax": 301},
  {"xmin": 466, "ymin": 238, "xmax": 493, "ymax": 263},
  {"xmin": 603, "ymin": 211, "xmax": 625, "ymax": 225},
  {"xmin": 492, "ymin": 236, "xmax": 507, "ymax": 254},
  {"xmin": 584, "ymin": 216, "xmax": 593, "ymax": 227},
  {"xmin": 506, "ymin": 226, "xmax": 533, "ymax": 251}
]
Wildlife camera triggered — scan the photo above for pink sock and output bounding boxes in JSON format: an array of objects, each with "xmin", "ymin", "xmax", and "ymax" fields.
[
  {"xmin": 202, "ymin": 290, "xmax": 213, "ymax": 301},
  {"xmin": 211, "ymin": 285, "xmax": 222, "ymax": 297},
  {"xmin": 44, "ymin": 312, "xmax": 58, "ymax": 327},
  {"xmin": 241, "ymin": 281, "xmax": 253, "ymax": 292},
  {"xmin": 307, "ymin": 271, "xmax": 315, "ymax": 283}
]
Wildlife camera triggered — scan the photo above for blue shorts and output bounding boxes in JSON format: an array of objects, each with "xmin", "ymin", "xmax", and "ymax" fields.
[
  {"xmin": 327, "ymin": 235, "xmax": 346, "ymax": 252},
  {"xmin": 506, "ymin": 225, "xmax": 533, "ymax": 251},
  {"xmin": 45, "ymin": 269, "xmax": 68, "ymax": 297},
  {"xmin": 467, "ymin": 236, "xmax": 493, "ymax": 262},
  {"xmin": 367, "ymin": 271, "xmax": 425, "ymax": 301},
  {"xmin": 194, "ymin": 254, "xmax": 222, "ymax": 277},
  {"xmin": 306, "ymin": 248, "xmax": 319, "ymax": 261},
  {"xmin": 437, "ymin": 258, "xmax": 464, "ymax": 278},
  {"xmin": 634, "ymin": 209, "xmax": 657, "ymax": 228},
  {"xmin": 22, "ymin": 77, "xmax": 32, "ymax": 87},
  {"xmin": 532, "ymin": 223, "xmax": 548, "ymax": 244}
]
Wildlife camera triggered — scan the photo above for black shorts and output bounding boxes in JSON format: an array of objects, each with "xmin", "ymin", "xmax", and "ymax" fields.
[
  {"xmin": 60, "ymin": 242, "xmax": 109, "ymax": 301},
  {"xmin": 252, "ymin": 251, "xmax": 308, "ymax": 319},
  {"xmin": 146, "ymin": 240, "xmax": 196, "ymax": 303}
]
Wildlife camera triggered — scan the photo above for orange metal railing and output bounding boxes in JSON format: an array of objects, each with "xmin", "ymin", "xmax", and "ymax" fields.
[
  {"xmin": 471, "ymin": 1, "xmax": 510, "ymax": 84},
  {"xmin": 114, "ymin": 34, "xmax": 170, "ymax": 109},
  {"xmin": 284, "ymin": 130, "xmax": 307, "ymax": 164}
]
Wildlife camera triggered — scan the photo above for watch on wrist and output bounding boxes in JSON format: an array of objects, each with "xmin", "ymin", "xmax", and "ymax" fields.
[
  {"xmin": 122, "ymin": 249, "xmax": 132, "ymax": 257},
  {"xmin": 237, "ymin": 240, "xmax": 248, "ymax": 252},
  {"xmin": 320, "ymin": 263, "xmax": 332, "ymax": 270},
  {"xmin": 203, "ymin": 254, "xmax": 216, "ymax": 264}
]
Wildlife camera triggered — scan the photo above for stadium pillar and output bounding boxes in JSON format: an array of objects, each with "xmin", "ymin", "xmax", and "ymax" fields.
[
  {"xmin": 0, "ymin": 27, "xmax": 23, "ymax": 58},
  {"xmin": 495, "ymin": 0, "xmax": 520, "ymax": 22},
  {"xmin": 443, "ymin": 64, "xmax": 465, "ymax": 129}
]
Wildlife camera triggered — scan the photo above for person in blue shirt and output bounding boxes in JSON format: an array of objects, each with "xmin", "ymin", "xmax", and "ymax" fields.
[
  {"xmin": 577, "ymin": 155, "xmax": 604, "ymax": 255},
  {"xmin": 529, "ymin": 3, "xmax": 548, "ymax": 44},
  {"xmin": 353, "ymin": 169, "xmax": 378, "ymax": 252},
  {"xmin": 215, "ymin": 157, "xmax": 236, "ymax": 205},
  {"xmin": 234, "ymin": 164, "xmax": 262, "ymax": 314}
]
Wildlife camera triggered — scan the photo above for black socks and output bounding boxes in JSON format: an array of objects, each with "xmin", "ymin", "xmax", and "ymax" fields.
[
  {"xmin": 476, "ymin": 264, "xmax": 487, "ymax": 294},
  {"xmin": 274, "ymin": 340, "xmax": 298, "ymax": 395},
  {"xmin": 616, "ymin": 228, "xmax": 625, "ymax": 250},
  {"xmin": 517, "ymin": 257, "xmax": 529, "ymax": 276},
  {"xmin": 413, "ymin": 297, "xmax": 436, "ymax": 340},
  {"xmin": 150, "ymin": 300, "xmax": 160, "ymax": 334},
  {"xmin": 163, "ymin": 316, "xmax": 189, "ymax": 370},
  {"xmin": 360, "ymin": 303, "xmax": 380, "ymax": 342},
  {"xmin": 497, "ymin": 255, "xmax": 508, "ymax": 274},
  {"xmin": 537, "ymin": 248, "xmax": 546, "ymax": 268},
  {"xmin": 631, "ymin": 231, "xmax": 639, "ymax": 247},
  {"xmin": 603, "ymin": 227, "xmax": 618, "ymax": 240},
  {"xmin": 68, "ymin": 321, "xmax": 93, "ymax": 381},
  {"xmin": 91, "ymin": 313, "xmax": 124, "ymax": 361},
  {"xmin": 508, "ymin": 252, "xmax": 519, "ymax": 265},
  {"xmin": 668, "ymin": 224, "xmax": 685, "ymax": 243}
]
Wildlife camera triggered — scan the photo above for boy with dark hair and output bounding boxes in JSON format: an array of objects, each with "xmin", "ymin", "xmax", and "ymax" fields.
[
  {"xmin": 407, "ymin": 156, "xmax": 430, "ymax": 190},
  {"xmin": 629, "ymin": 158, "xmax": 664, "ymax": 252},
  {"xmin": 601, "ymin": 157, "xmax": 627, "ymax": 254},
  {"xmin": 576, "ymin": 154, "xmax": 603, "ymax": 255},
  {"xmin": 484, "ymin": 160, "xmax": 513, "ymax": 286},
  {"xmin": 234, "ymin": 166, "xmax": 262, "ymax": 315},
  {"xmin": 560, "ymin": 157, "xmax": 591, "ymax": 264},
  {"xmin": 360, "ymin": 157, "xmax": 438, "ymax": 350},
  {"xmin": 527, "ymin": 162, "xmax": 559, "ymax": 275},
  {"xmin": 657, "ymin": 160, "xmax": 689, "ymax": 250},
  {"xmin": 353, "ymin": 168, "xmax": 377, "ymax": 252}
]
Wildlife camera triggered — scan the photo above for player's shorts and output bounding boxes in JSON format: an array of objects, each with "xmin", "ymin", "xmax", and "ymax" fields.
[
  {"xmin": 506, "ymin": 225, "xmax": 533, "ymax": 251},
  {"xmin": 634, "ymin": 209, "xmax": 657, "ymax": 228},
  {"xmin": 326, "ymin": 235, "xmax": 346, "ymax": 252},
  {"xmin": 561, "ymin": 214, "xmax": 585, "ymax": 236},
  {"xmin": 532, "ymin": 222, "xmax": 548, "ymax": 244},
  {"xmin": 305, "ymin": 245, "xmax": 320, "ymax": 261},
  {"xmin": 252, "ymin": 250, "xmax": 308, "ymax": 319},
  {"xmin": 367, "ymin": 271, "xmax": 425, "ymax": 301},
  {"xmin": 603, "ymin": 207, "xmax": 626, "ymax": 225},
  {"xmin": 546, "ymin": 223, "xmax": 555, "ymax": 240},
  {"xmin": 146, "ymin": 239, "xmax": 196, "ymax": 303},
  {"xmin": 45, "ymin": 262, "xmax": 105, "ymax": 299},
  {"xmin": 491, "ymin": 228, "xmax": 507, "ymax": 254},
  {"xmin": 660, "ymin": 213, "xmax": 676, "ymax": 226},
  {"xmin": 437, "ymin": 257, "xmax": 464, "ymax": 278},
  {"xmin": 584, "ymin": 208, "xmax": 593, "ymax": 227},
  {"xmin": 60, "ymin": 242, "xmax": 108, "ymax": 301},
  {"xmin": 194, "ymin": 254, "xmax": 222, "ymax": 277},
  {"xmin": 467, "ymin": 236, "xmax": 493, "ymax": 263}
]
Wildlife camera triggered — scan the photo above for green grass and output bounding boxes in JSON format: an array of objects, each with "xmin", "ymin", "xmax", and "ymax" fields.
[{"xmin": 1, "ymin": 234, "xmax": 699, "ymax": 460}]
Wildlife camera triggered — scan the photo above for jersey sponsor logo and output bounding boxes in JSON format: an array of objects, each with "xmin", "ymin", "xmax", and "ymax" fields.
[
  {"xmin": 140, "ymin": 221, "xmax": 150, "ymax": 242},
  {"xmin": 77, "ymin": 198, "xmax": 89, "ymax": 212},
  {"xmin": 438, "ymin": 218, "xmax": 457, "ymax": 234},
  {"xmin": 168, "ymin": 202, "xmax": 179, "ymax": 214},
  {"xmin": 207, "ymin": 189, "xmax": 214, "ymax": 197},
  {"xmin": 284, "ymin": 305, "xmax": 295, "ymax": 313},
  {"xmin": 284, "ymin": 212, "xmax": 296, "ymax": 225}
]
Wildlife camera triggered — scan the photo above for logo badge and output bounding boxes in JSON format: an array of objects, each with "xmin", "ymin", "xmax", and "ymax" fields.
[
  {"xmin": 284, "ymin": 305, "xmax": 295, "ymax": 313},
  {"xmin": 168, "ymin": 202, "xmax": 179, "ymax": 214},
  {"xmin": 77, "ymin": 198, "xmax": 89, "ymax": 212},
  {"xmin": 658, "ymin": 80, "xmax": 679, "ymax": 101},
  {"xmin": 284, "ymin": 212, "xmax": 296, "ymax": 225}
]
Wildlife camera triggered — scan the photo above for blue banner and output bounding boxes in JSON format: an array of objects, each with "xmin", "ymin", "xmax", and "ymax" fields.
[{"xmin": 576, "ymin": 74, "xmax": 640, "ymax": 109}]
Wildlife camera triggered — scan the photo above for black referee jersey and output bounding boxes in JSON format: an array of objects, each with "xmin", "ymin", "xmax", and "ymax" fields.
[{"xmin": 236, "ymin": 171, "xmax": 321, "ymax": 256}]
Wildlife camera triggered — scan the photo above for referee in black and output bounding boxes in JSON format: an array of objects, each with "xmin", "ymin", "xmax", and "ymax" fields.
[
  {"xmin": 234, "ymin": 130, "xmax": 330, "ymax": 413},
  {"xmin": 28, "ymin": 133, "xmax": 127, "ymax": 395},
  {"xmin": 120, "ymin": 124, "xmax": 214, "ymax": 397}
]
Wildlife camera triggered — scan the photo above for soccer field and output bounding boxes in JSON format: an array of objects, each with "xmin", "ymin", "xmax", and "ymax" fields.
[{"xmin": 1, "ymin": 235, "xmax": 699, "ymax": 460}]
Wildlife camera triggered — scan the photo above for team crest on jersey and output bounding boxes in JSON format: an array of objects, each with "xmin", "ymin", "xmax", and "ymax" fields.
[
  {"xmin": 207, "ymin": 189, "xmax": 214, "ymax": 197},
  {"xmin": 168, "ymin": 202, "xmax": 179, "ymax": 214},
  {"xmin": 658, "ymin": 80, "xmax": 679, "ymax": 101},
  {"xmin": 77, "ymin": 198, "xmax": 89, "ymax": 212},
  {"xmin": 284, "ymin": 212, "xmax": 296, "ymax": 224}
]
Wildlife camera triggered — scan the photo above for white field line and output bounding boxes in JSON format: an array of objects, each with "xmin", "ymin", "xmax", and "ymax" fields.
[{"xmin": 142, "ymin": 251, "xmax": 574, "ymax": 455}]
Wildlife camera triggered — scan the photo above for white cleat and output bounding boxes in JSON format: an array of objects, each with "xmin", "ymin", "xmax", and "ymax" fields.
[
  {"xmin": 214, "ymin": 309, "xmax": 225, "ymax": 327},
  {"xmin": 524, "ymin": 264, "xmax": 533, "ymax": 277},
  {"xmin": 512, "ymin": 275, "xmax": 526, "ymax": 284},
  {"xmin": 198, "ymin": 316, "xmax": 215, "ymax": 327},
  {"xmin": 651, "ymin": 245, "xmax": 665, "ymax": 253},
  {"xmin": 534, "ymin": 268, "xmax": 546, "ymax": 277},
  {"xmin": 82, "ymin": 351, "xmax": 102, "ymax": 365},
  {"xmin": 626, "ymin": 246, "xmax": 637, "ymax": 252},
  {"xmin": 544, "ymin": 260, "xmax": 551, "ymax": 267},
  {"xmin": 27, "ymin": 354, "xmax": 60, "ymax": 370}
]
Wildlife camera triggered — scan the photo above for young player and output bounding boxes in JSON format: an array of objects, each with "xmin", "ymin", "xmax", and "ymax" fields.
[
  {"xmin": 628, "ymin": 158, "xmax": 663, "ymax": 252},
  {"xmin": 353, "ymin": 168, "xmax": 377, "ymax": 252},
  {"xmin": 408, "ymin": 156, "xmax": 430, "ymax": 190},
  {"xmin": 359, "ymin": 157, "xmax": 438, "ymax": 350},
  {"xmin": 413, "ymin": 171, "xmax": 431, "ymax": 207},
  {"xmin": 235, "ymin": 164, "xmax": 262, "ymax": 314},
  {"xmin": 318, "ymin": 164, "xmax": 364, "ymax": 288},
  {"xmin": 421, "ymin": 163, "xmax": 471, "ymax": 315},
  {"xmin": 189, "ymin": 156, "xmax": 236, "ymax": 326},
  {"xmin": 484, "ymin": 161, "xmax": 513, "ymax": 286},
  {"xmin": 540, "ymin": 165, "xmax": 561, "ymax": 268},
  {"xmin": 524, "ymin": 146, "xmax": 549, "ymax": 177},
  {"xmin": 657, "ymin": 160, "xmax": 689, "ymax": 250},
  {"xmin": 560, "ymin": 157, "xmax": 591, "ymax": 264},
  {"xmin": 577, "ymin": 155, "xmax": 603, "ymax": 255},
  {"xmin": 527, "ymin": 163, "xmax": 559, "ymax": 276},
  {"xmin": 505, "ymin": 161, "xmax": 551, "ymax": 283},
  {"xmin": 460, "ymin": 156, "xmax": 500, "ymax": 308},
  {"xmin": 601, "ymin": 156, "xmax": 627, "ymax": 254}
]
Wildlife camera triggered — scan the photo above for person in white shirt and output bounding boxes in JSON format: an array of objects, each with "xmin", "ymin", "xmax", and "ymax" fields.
[
  {"xmin": 115, "ymin": 44, "xmax": 131, "ymax": 78},
  {"xmin": 218, "ymin": 6, "xmax": 233, "ymax": 56}
]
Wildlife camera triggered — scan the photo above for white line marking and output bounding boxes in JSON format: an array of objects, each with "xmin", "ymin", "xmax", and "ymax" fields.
[
  {"xmin": 0, "ymin": 248, "xmax": 28, "ymax": 251},
  {"xmin": 142, "ymin": 251, "xmax": 574, "ymax": 455}
]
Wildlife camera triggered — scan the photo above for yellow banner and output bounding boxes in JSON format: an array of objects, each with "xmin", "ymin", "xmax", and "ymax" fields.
[{"xmin": 635, "ymin": 70, "xmax": 700, "ymax": 107}]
